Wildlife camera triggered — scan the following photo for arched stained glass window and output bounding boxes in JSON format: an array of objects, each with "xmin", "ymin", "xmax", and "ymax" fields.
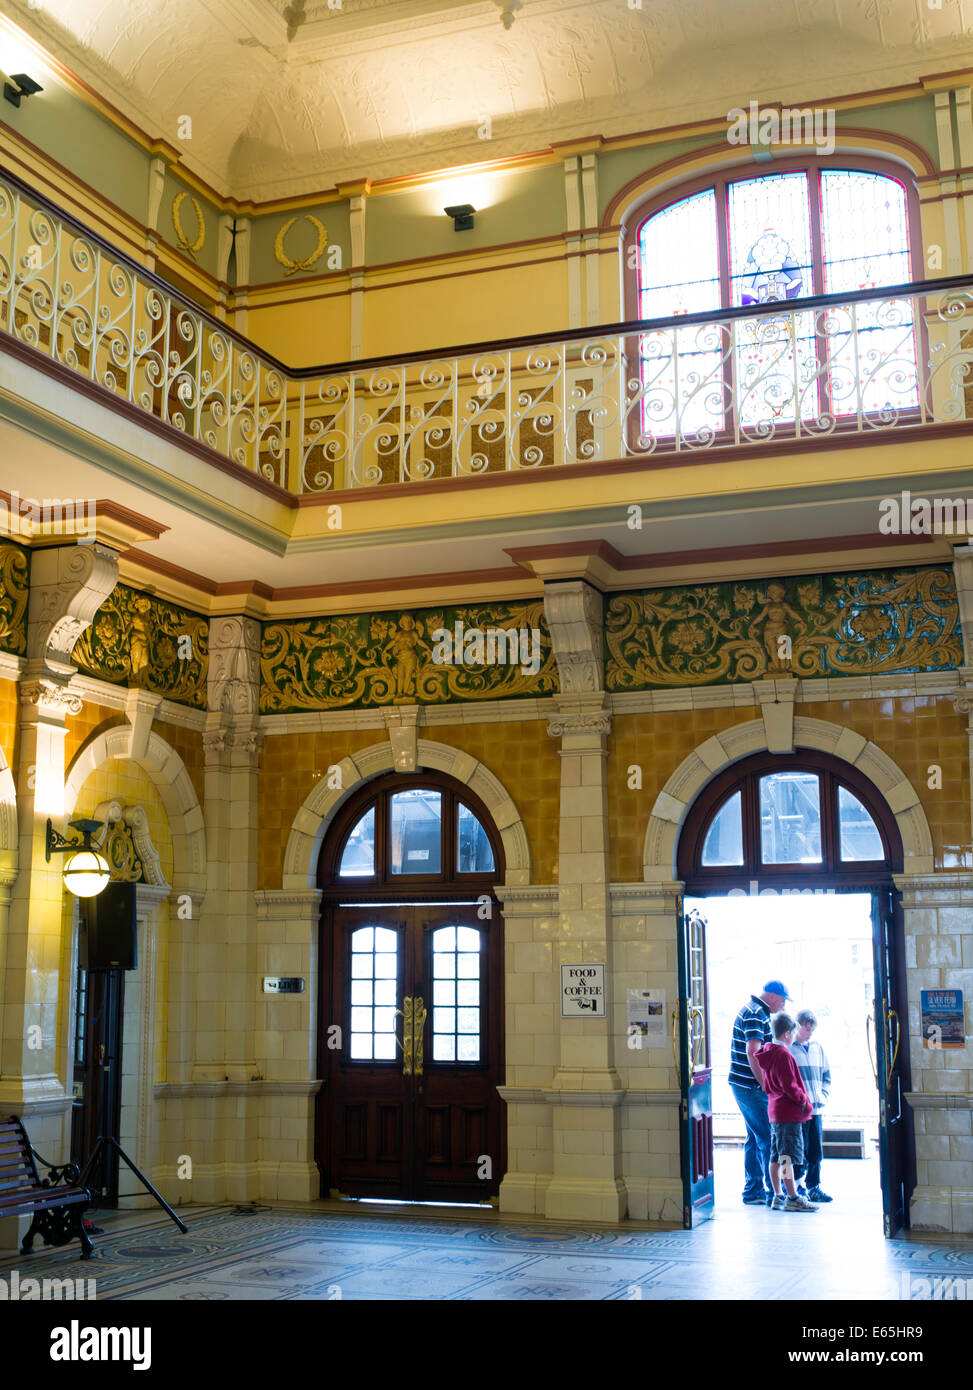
[{"xmin": 635, "ymin": 165, "xmax": 917, "ymax": 438}]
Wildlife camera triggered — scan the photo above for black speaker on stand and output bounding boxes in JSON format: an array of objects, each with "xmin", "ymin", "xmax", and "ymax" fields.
[{"xmin": 79, "ymin": 881, "xmax": 137, "ymax": 971}]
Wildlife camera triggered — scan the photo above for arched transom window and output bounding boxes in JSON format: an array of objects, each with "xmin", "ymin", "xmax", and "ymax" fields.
[
  {"xmin": 678, "ymin": 751, "xmax": 903, "ymax": 887},
  {"xmin": 634, "ymin": 165, "xmax": 917, "ymax": 438}
]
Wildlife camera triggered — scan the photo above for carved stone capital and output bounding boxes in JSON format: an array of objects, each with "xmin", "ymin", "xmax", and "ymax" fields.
[
  {"xmin": 547, "ymin": 694, "xmax": 612, "ymax": 748},
  {"xmin": 950, "ymin": 672, "xmax": 973, "ymax": 718},
  {"xmin": 543, "ymin": 581, "xmax": 604, "ymax": 694},
  {"xmin": 18, "ymin": 678, "xmax": 84, "ymax": 717},
  {"xmin": 26, "ymin": 543, "xmax": 119, "ymax": 680}
]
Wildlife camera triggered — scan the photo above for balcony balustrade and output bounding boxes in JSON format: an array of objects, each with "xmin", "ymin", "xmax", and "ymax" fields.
[{"xmin": 2, "ymin": 169, "xmax": 972, "ymax": 496}]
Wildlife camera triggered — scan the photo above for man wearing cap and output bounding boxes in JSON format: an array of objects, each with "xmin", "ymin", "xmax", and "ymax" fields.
[{"xmin": 729, "ymin": 980, "xmax": 790, "ymax": 1206}]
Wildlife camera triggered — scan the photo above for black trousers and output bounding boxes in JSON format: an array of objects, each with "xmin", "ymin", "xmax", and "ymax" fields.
[{"xmin": 794, "ymin": 1114, "xmax": 823, "ymax": 1189}]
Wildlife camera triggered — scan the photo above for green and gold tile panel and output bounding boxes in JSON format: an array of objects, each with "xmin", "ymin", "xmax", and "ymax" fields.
[
  {"xmin": 72, "ymin": 584, "xmax": 209, "ymax": 709},
  {"xmin": 606, "ymin": 566, "xmax": 960, "ymax": 690},
  {"xmin": 260, "ymin": 601, "xmax": 557, "ymax": 713},
  {"xmin": 0, "ymin": 539, "xmax": 29, "ymax": 658}
]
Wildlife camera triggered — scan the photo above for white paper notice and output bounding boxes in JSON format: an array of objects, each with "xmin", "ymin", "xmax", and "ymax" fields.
[{"xmin": 627, "ymin": 988, "xmax": 666, "ymax": 1048}]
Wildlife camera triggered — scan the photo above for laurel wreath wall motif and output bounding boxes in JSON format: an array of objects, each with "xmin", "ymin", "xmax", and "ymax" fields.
[
  {"xmin": 274, "ymin": 214, "xmax": 328, "ymax": 275},
  {"xmin": 172, "ymin": 191, "xmax": 206, "ymax": 261}
]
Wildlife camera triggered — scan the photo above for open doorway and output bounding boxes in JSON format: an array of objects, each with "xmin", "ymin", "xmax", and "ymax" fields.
[
  {"xmin": 674, "ymin": 749, "xmax": 912, "ymax": 1235},
  {"xmin": 685, "ymin": 891, "xmax": 882, "ymax": 1218}
]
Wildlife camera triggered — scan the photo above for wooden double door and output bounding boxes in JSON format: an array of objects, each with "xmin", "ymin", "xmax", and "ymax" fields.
[{"xmin": 323, "ymin": 901, "xmax": 504, "ymax": 1203}]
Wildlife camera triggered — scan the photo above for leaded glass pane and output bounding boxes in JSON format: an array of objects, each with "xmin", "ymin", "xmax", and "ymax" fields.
[
  {"xmin": 701, "ymin": 790, "xmax": 744, "ymax": 866},
  {"xmin": 457, "ymin": 803, "xmax": 495, "ymax": 873},
  {"xmin": 390, "ymin": 788, "xmax": 442, "ymax": 874},
  {"xmin": 638, "ymin": 189, "xmax": 723, "ymax": 442},
  {"xmin": 728, "ymin": 173, "xmax": 817, "ymax": 430},
  {"xmin": 838, "ymin": 785, "xmax": 884, "ymax": 861},
  {"xmin": 759, "ymin": 772, "xmax": 822, "ymax": 864},
  {"xmin": 820, "ymin": 170, "xmax": 918, "ymax": 417},
  {"xmin": 339, "ymin": 808, "xmax": 375, "ymax": 877},
  {"xmin": 430, "ymin": 925, "xmax": 482, "ymax": 1064}
]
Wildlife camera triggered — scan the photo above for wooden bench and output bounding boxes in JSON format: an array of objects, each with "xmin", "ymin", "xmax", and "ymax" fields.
[{"xmin": 0, "ymin": 1116, "xmax": 94, "ymax": 1260}]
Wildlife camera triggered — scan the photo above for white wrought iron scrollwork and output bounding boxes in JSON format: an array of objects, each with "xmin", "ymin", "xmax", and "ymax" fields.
[{"xmin": 2, "ymin": 175, "xmax": 972, "ymax": 495}]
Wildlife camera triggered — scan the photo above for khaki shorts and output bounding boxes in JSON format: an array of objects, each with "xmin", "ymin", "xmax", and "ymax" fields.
[{"xmin": 769, "ymin": 1120, "xmax": 805, "ymax": 1167}]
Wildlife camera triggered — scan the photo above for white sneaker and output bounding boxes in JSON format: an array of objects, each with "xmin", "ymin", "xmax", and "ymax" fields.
[
  {"xmin": 770, "ymin": 1194, "xmax": 787, "ymax": 1211},
  {"xmin": 784, "ymin": 1195, "xmax": 818, "ymax": 1212}
]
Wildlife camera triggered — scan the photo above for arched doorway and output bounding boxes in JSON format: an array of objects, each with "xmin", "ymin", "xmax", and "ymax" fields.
[
  {"xmin": 675, "ymin": 749, "xmax": 913, "ymax": 1236},
  {"xmin": 316, "ymin": 771, "xmax": 506, "ymax": 1204}
]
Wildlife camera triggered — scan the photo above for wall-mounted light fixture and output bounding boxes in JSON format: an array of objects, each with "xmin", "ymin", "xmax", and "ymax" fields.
[
  {"xmin": 46, "ymin": 818, "xmax": 109, "ymax": 898},
  {"xmin": 444, "ymin": 203, "xmax": 475, "ymax": 232},
  {"xmin": 3, "ymin": 72, "xmax": 43, "ymax": 107}
]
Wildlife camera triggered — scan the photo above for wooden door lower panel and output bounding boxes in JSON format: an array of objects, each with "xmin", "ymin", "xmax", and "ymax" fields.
[{"xmin": 330, "ymin": 1080, "xmax": 413, "ymax": 1199}]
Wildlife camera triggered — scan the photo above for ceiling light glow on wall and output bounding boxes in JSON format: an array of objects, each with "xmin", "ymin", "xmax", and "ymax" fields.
[
  {"xmin": 445, "ymin": 204, "xmax": 475, "ymax": 232},
  {"xmin": 46, "ymin": 818, "xmax": 110, "ymax": 897},
  {"xmin": 3, "ymin": 72, "xmax": 43, "ymax": 107}
]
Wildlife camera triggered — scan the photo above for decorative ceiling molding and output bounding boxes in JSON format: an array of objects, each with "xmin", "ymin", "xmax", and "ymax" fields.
[{"xmin": 7, "ymin": 0, "xmax": 973, "ymax": 199}]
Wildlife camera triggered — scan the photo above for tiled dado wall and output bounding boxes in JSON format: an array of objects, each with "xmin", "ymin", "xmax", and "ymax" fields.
[
  {"xmin": 608, "ymin": 695, "xmax": 971, "ymax": 881},
  {"xmin": 257, "ymin": 721, "xmax": 561, "ymax": 888}
]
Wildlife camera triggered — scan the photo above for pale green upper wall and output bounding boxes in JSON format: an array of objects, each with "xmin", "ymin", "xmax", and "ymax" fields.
[
  {"xmin": 161, "ymin": 169, "xmax": 222, "ymax": 280},
  {"xmin": 1, "ymin": 79, "xmax": 150, "ymax": 221},
  {"xmin": 249, "ymin": 200, "xmax": 351, "ymax": 284},
  {"xmin": 365, "ymin": 164, "xmax": 566, "ymax": 265},
  {"xmin": 2, "ymin": 73, "xmax": 948, "ymax": 292}
]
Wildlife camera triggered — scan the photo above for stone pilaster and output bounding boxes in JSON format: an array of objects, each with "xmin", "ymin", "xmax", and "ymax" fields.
[{"xmin": 542, "ymin": 580, "xmax": 625, "ymax": 1219}]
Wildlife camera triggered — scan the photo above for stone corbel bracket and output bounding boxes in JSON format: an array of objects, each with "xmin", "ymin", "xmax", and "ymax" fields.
[
  {"xmin": 544, "ymin": 580, "xmax": 604, "ymax": 694},
  {"xmin": 208, "ymin": 615, "xmax": 262, "ymax": 717},
  {"xmin": 26, "ymin": 543, "xmax": 119, "ymax": 685}
]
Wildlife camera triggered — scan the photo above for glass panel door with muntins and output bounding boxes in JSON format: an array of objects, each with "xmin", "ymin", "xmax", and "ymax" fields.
[{"xmin": 328, "ymin": 903, "xmax": 502, "ymax": 1203}]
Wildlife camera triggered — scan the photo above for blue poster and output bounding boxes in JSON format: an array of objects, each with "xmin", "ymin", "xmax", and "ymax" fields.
[{"xmin": 920, "ymin": 990, "xmax": 965, "ymax": 1049}]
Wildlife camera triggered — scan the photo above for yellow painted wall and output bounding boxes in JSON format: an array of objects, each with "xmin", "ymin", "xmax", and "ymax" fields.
[{"xmin": 64, "ymin": 704, "xmax": 126, "ymax": 767}]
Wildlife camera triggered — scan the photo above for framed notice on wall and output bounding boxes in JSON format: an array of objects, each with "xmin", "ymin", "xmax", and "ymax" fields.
[{"xmin": 920, "ymin": 990, "xmax": 965, "ymax": 1049}]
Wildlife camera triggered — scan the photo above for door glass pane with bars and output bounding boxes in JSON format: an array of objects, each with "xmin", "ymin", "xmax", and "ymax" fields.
[
  {"xmin": 432, "ymin": 925, "xmax": 482, "ymax": 1062},
  {"xmin": 349, "ymin": 925, "xmax": 399, "ymax": 1059}
]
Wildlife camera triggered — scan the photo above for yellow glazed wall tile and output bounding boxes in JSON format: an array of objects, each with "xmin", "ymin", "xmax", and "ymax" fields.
[{"xmin": 0, "ymin": 679, "xmax": 17, "ymax": 772}]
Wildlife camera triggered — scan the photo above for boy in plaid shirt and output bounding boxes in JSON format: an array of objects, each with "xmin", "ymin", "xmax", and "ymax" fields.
[{"xmin": 788, "ymin": 1009, "xmax": 833, "ymax": 1203}]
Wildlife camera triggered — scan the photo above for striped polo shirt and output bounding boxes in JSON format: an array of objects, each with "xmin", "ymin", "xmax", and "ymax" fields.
[{"xmin": 729, "ymin": 995, "xmax": 772, "ymax": 1089}]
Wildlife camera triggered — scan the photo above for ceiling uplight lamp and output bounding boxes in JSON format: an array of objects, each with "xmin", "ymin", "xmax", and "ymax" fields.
[
  {"xmin": 444, "ymin": 204, "xmax": 475, "ymax": 232},
  {"xmin": 46, "ymin": 818, "xmax": 110, "ymax": 898},
  {"xmin": 3, "ymin": 72, "xmax": 43, "ymax": 107}
]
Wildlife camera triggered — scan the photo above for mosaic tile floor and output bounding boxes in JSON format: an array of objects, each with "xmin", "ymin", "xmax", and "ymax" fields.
[{"xmin": 1, "ymin": 1152, "xmax": 969, "ymax": 1301}]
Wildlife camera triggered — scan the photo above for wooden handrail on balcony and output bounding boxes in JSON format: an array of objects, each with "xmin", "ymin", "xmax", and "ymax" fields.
[{"xmin": 2, "ymin": 162, "xmax": 972, "ymax": 494}]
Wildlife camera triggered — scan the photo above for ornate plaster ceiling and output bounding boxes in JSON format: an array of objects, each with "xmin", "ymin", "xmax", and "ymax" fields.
[{"xmin": 5, "ymin": 0, "xmax": 973, "ymax": 200}]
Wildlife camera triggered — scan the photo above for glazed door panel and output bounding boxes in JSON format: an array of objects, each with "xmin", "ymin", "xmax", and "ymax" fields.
[
  {"xmin": 677, "ymin": 906, "xmax": 715, "ymax": 1227},
  {"xmin": 872, "ymin": 888, "xmax": 910, "ymax": 1236},
  {"xmin": 327, "ymin": 903, "xmax": 503, "ymax": 1202}
]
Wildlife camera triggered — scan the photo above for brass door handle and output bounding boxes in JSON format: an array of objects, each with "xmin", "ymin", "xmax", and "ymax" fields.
[
  {"xmin": 671, "ymin": 1007, "xmax": 681, "ymax": 1087},
  {"xmin": 689, "ymin": 1006, "xmax": 704, "ymax": 1075},
  {"xmin": 413, "ymin": 996, "xmax": 426, "ymax": 1076},
  {"xmin": 396, "ymin": 999, "xmax": 414, "ymax": 1076},
  {"xmin": 885, "ymin": 1003, "xmax": 900, "ymax": 1089}
]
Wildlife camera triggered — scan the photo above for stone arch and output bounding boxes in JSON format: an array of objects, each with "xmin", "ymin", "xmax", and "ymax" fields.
[
  {"xmin": 282, "ymin": 737, "xmax": 532, "ymax": 891},
  {"xmin": 64, "ymin": 725, "xmax": 206, "ymax": 896},
  {"xmin": 642, "ymin": 715, "xmax": 934, "ymax": 881}
]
